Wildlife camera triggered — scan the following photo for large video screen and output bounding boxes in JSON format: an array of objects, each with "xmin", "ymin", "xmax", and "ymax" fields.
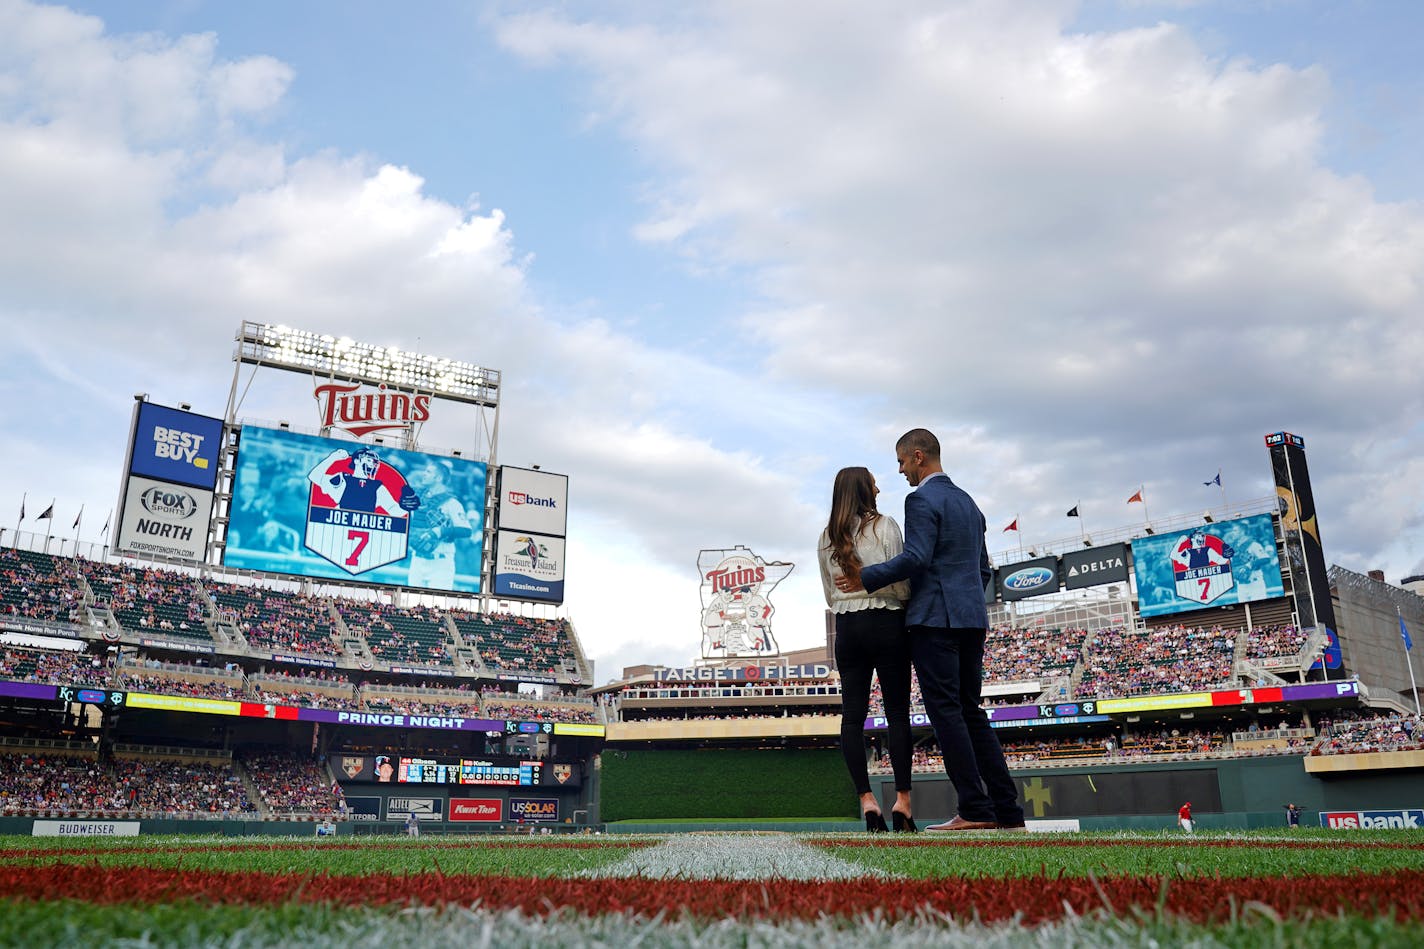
[
  {"xmin": 337, "ymin": 753, "xmax": 578, "ymax": 787},
  {"xmin": 1132, "ymin": 514, "xmax": 1284, "ymax": 618},
  {"xmin": 224, "ymin": 426, "xmax": 486, "ymax": 593}
]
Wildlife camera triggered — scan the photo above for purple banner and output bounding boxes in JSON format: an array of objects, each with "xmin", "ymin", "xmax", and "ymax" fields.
[
  {"xmin": 866, "ymin": 681, "xmax": 1358, "ymax": 730},
  {"xmin": 0, "ymin": 681, "xmax": 57, "ymax": 701},
  {"xmin": 1282, "ymin": 680, "xmax": 1358, "ymax": 701},
  {"xmin": 302, "ymin": 708, "xmax": 505, "ymax": 731}
]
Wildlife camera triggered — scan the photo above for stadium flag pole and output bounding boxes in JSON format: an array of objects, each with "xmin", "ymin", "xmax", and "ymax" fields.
[
  {"xmin": 1401, "ymin": 608, "xmax": 1421, "ymax": 716},
  {"xmin": 40, "ymin": 498, "xmax": 55, "ymax": 553},
  {"xmin": 1217, "ymin": 468, "xmax": 1227, "ymax": 511},
  {"xmin": 11, "ymin": 492, "xmax": 23, "ymax": 549},
  {"xmin": 70, "ymin": 505, "xmax": 83, "ymax": 559}
]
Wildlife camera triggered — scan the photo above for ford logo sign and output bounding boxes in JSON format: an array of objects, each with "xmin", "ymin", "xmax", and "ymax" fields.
[{"xmin": 1004, "ymin": 567, "xmax": 1055, "ymax": 591}]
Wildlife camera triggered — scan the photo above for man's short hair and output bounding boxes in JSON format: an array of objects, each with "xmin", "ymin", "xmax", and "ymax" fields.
[{"xmin": 896, "ymin": 428, "xmax": 941, "ymax": 460}]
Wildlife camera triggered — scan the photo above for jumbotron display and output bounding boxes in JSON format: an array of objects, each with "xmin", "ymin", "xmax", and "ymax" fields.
[
  {"xmin": 1131, "ymin": 514, "xmax": 1284, "ymax": 618},
  {"xmin": 224, "ymin": 425, "xmax": 486, "ymax": 593}
]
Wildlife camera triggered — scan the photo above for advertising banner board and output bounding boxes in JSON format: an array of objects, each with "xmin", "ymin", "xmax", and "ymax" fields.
[
  {"xmin": 128, "ymin": 402, "xmax": 224, "ymax": 490},
  {"xmin": 509, "ymin": 797, "xmax": 559, "ymax": 821},
  {"xmin": 384, "ymin": 796, "xmax": 443, "ymax": 821},
  {"xmin": 492, "ymin": 530, "xmax": 565, "ymax": 604},
  {"xmin": 115, "ymin": 475, "xmax": 213, "ymax": 561},
  {"xmin": 449, "ymin": 798, "xmax": 503, "ymax": 822},
  {"xmin": 497, "ymin": 467, "xmax": 568, "ymax": 537},
  {"xmin": 997, "ymin": 556, "xmax": 1060, "ymax": 601},
  {"xmin": 1062, "ymin": 543, "xmax": 1130, "ymax": 591}
]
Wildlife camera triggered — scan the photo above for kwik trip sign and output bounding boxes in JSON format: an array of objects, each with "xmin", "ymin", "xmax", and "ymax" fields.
[
  {"xmin": 314, "ymin": 382, "xmax": 431, "ymax": 437},
  {"xmin": 697, "ymin": 546, "xmax": 793, "ymax": 660}
]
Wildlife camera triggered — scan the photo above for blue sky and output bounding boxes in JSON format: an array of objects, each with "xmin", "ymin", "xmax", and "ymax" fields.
[{"xmin": 2, "ymin": 0, "xmax": 1421, "ymax": 680}]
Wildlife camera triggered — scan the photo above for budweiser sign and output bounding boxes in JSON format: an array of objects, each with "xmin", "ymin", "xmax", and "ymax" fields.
[
  {"xmin": 314, "ymin": 382, "xmax": 431, "ymax": 437},
  {"xmin": 696, "ymin": 546, "xmax": 793, "ymax": 660}
]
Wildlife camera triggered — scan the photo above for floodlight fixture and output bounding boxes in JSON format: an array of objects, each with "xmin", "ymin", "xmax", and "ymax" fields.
[{"xmin": 234, "ymin": 320, "xmax": 499, "ymax": 407}]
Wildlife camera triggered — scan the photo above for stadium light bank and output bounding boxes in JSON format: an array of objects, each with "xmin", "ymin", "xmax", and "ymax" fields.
[{"xmin": 233, "ymin": 321, "xmax": 500, "ymax": 408}]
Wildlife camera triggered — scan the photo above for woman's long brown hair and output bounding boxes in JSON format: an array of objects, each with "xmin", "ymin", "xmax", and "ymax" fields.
[{"xmin": 824, "ymin": 466, "xmax": 880, "ymax": 570}]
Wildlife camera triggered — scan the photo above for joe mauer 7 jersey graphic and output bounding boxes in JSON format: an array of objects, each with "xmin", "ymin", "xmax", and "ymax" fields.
[
  {"xmin": 224, "ymin": 426, "xmax": 487, "ymax": 592},
  {"xmin": 306, "ymin": 446, "xmax": 422, "ymax": 575}
]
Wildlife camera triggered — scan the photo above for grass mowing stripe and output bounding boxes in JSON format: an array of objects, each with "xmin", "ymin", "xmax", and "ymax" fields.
[
  {"xmin": 1, "ymin": 900, "xmax": 1422, "ymax": 949},
  {"xmin": 3, "ymin": 865, "xmax": 1424, "ymax": 923},
  {"xmin": 8, "ymin": 845, "xmax": 643, "ymax": 877},
  {"xmin": 816, "ymin": 839, "xmax": 1424, "ymax": 879}
]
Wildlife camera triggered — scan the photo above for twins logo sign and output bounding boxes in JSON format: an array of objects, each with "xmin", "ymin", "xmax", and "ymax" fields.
[
  {"xmin": 1171, "ymin": 529, "xmax": 1236, "ymax": 605},
  {"xmin": 305, "ymin": 447, "xmax": 422, "ymax": 576},
  {"xmin": 697, "ymin": 546, "xmax": 794, "ymax": 660}
]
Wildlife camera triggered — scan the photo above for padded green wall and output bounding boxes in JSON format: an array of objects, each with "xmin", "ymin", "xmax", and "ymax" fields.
[{"xmin": 600, "ymin": 748, "xmax": 854, "ymax": 822}]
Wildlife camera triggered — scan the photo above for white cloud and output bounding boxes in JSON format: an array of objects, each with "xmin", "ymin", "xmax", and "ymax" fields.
[
  {"xmin": 495, "ymin": 0, "xmax": 1424, "ymax": 580},
  {"xmin": 3, "ymin": 0, "xmax": 1422, "ymax": 680}
]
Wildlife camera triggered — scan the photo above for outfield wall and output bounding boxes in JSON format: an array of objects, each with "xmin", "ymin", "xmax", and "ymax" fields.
[{"xmin": 597, "ymin": 747, "xmax": 1423, "ymax": 826}]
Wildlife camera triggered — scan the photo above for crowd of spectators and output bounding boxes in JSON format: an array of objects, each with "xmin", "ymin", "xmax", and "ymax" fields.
[
  {"xmin": 0, "ymin": 750, "xmax": 254, "ymax": 815},
  {"xmin": 482, "ymin": 691, "xmax": 600, "ymax": 724},
  {"xmin": 1078, "ymin": 625, "xmax": 1237, "ymax": 698},
  {"xmin": 240, "ymin": 749, "xmax": 343, "ymax": 815},
  {"xmin": 1312, "ymin": 714, "xmax": 1422, "ymax": 755},
  {"xmin": 343, "ymin": 603, "xmax": 451, "ymax": 667},
  {"xmin": 109, "ymin": 757, "xmax": 253, "ymax": 813},
  {"xmin": 82, "ymin": 561, "xmax": 208, "ymax": 638},
  {"xmin": 363, "ymin": 694, "xmax": 483, "ymax": 718},
  {"xmin": 624, "ymin": 707, "xmax": 833, "ymax": 723},
  {"xmin": 456, "ymin": 611, "xmax": 578, "ymax": 676},
  {"xmin": 0, "ymin": 549, "xmax": 84, "ymax": 624},
  {"xmin": 1, "ymin": 550, "xmax": 593, "ymax": 694},
  {"xmin": 216, "ymin": 587, "xmax": 341, "ymax": 658},
  {"xmin": 1243, "ymin": 625, "xmax": 1310, "ymax": 662},
  {"xmin": 120, "ymin": 671, "xmax": 245, "ymax": 701},
  {"xmin": 983, "ymin": 625, "xmax": 1088, "ymax": 682},
  {"xmin": 0, "ymin": 647, "xmax": 110, "ymax": 686},
  {"xmin": 0, "ymin": 751, "xmax": 110, "ymax": 811},
  {"xmin": 251, "ymin": 680, "xmax": 361, "ymax": 711}
]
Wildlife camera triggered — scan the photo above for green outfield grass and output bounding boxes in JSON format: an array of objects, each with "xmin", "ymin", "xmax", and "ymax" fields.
[{"xmin": 2, "ymin": 831, "xmax": 1421, "ymax": 947}]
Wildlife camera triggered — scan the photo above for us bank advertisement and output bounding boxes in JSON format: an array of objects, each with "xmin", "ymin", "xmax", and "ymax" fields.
[
  {"xmin": 498, "ymin": 466, "xmax": 568, "ymax": 537},
  {"xmin": 1131, "ymin": 514, "xmax": 1284, "ymax": 618},
  {"xmin": 223, "ymin": 425, "xmax": 486, "ymax": 593}
]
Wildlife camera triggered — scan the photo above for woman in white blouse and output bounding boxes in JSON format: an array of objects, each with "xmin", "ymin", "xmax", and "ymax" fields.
[{"xmin": 818, "ymin": 466, "xmax": 916, "ymax": 832}]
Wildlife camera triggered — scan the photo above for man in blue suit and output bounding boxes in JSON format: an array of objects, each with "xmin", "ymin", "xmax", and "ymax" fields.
[{"xmin": 837, "ymin": 428, "xmax": 1024, "ymax": 831}]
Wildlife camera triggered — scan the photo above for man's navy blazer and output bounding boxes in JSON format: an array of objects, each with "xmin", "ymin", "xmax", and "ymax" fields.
[{"xmin": 859, "ymin": 473, "xmax": 993, "ymax": 630}]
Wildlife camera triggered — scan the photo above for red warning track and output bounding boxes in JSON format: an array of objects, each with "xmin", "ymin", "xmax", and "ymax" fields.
[
  {"xmin": 812, "ymin": 836, "xmax": 1424, "ymax": 851},
  {"xmin": 2, "ymin": 865, "xmax": 1422, "ymax": 923},
  {"xmin": 2, "ymin": 839, "xmax": 651, "ymax": 859}
]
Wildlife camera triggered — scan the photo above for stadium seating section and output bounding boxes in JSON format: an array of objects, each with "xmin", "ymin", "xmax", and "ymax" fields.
[
  {"xmin": 212, "ymin": 586, "xmax": 341, "ymax": 657},
  {"xmin": 80, "ymin": 559, "xmax": 213, "ymax": 643},
  {"xmin": 0, "ymin": 548, "xmax": 84, "ymax": 624},
  {"xmin": 450, "ymin": 610, "xmax": 580, "ymax": 677},
  {"xmin": 338, "ymin": 602, "xmax": 452, "ymax": 667},
  {"xmin": 0, "ymin": 549, "xmax": 588, "ymax": 692}
]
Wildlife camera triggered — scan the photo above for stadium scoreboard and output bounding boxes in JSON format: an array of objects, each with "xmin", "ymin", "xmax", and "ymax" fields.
[{"xmin": 398, "ymin": 756, "xmax": 542, "ymax": 786}]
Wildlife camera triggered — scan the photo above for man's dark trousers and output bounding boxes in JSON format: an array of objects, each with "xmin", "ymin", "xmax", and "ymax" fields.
[{"xmin": 911, "ymin": 624, "xmax": 1024, "ymax": 826}]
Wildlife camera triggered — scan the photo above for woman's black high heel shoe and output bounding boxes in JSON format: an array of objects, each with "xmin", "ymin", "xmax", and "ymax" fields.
[
  {"xmin": 892, "ymin": 811, "xmax": 917, "ymax": 833},
  {"xmin": 864, "ymin": 808, "xmax": 889, "ymax": 833}
]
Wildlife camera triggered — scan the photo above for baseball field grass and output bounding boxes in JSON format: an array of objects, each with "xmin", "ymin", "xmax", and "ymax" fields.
[{"xmin": 3, "ymin": 829, "xmax": 1422, "ymax": 947}]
